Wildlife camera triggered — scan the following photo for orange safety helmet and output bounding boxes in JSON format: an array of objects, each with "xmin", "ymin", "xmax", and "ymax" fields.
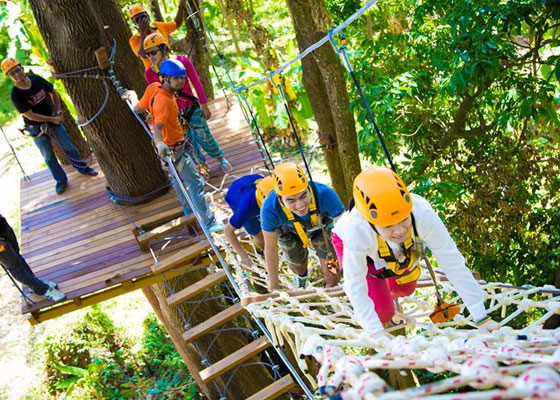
[
  {"xmin": 143, "ymin": 33, "xmax": 168, "ymax": 50},
  {"xmin": 255, "ymin": 176, "xmax": 275, "ymax": 207},
  {"xmin": 2, "ymin": 58, "xmax": 21, "ymax": 74},
  {"xmin": 271, "ymin": 162, "xmax": 309, "ymax": 197},
  {"xmin": 129, "ymin": 4, "xmax": 148, "ymax": 19},
  {"xmin": 353, "ymin": 166, "xmax": 413, "ymax": 226}
]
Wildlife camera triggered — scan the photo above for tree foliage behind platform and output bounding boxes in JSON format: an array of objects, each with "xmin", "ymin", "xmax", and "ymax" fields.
[{"xmin": 338, "ymin": 0, "xmax": 560, "ymax": 287}]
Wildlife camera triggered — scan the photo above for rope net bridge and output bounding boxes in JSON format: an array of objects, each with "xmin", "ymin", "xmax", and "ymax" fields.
[{"xmin": 171, "ymin": 170, "xmax": 557, "ymax": 399}]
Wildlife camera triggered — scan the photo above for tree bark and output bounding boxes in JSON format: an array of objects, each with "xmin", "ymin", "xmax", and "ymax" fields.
[
  {"xmin": 143, "ymin": 268, "xmax": 273, "ymax": 399},
  {"xmin": 29, "ymin": 0, "xmax": 166, "ymax": 197},
  {"xmin": 183, "ymin": 0, "xmax": 215, "ymax": 99},
  {"xmin": 60, "ymin": 100, "xmax": 92, "ymax": 164},
  {"xmin": 149, "ymin": 0, "xmax": 165, "ymax": 22},
  {"xmin": 285, "ymin": 0, "xmax": 361, "ymax": 204}
]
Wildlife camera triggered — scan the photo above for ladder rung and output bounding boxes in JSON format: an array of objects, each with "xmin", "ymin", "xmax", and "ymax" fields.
[
  {"xmin": 135, "ymin": 214, "xmax": 197, "ymax": 250},
  {"xmin": 246, "ymin": 375, "xmax": 295, "ymax": 400},
  {"xmin": 182, "ymin": 303, "xmax": 246, "ymax": 343},
  {"xmin": 166, "ymin": 270, "xmax": 228, "ymax": 307},
  {"xmin": 151, "ymin": 240, "xmax": 210, "ymax": 274},
  {"xmin": 200, "ymin": 336, "xmax": 271, "ymax": 383},
  {"xmin": 138, "ymin": 209, "xmax": 185, "ymax": 232}
]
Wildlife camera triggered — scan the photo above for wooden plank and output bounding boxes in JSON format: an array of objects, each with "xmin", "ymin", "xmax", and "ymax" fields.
[
  {"xmin": 246, "ymin": 375, "xmax": 295, "ymax": 400},
  {"xmin": 166, "ymin": 270, "xmax": 227, "ymax": 307},
  {"xmin": 199, "ymin": 336, "xmax": 271, "ymax": 383},
  {"xmin": 151, "ymin": 240, "xmax": 211, "ymax": 274},
  {"xmin": 135, "ymin": 214, "xmax": 197, "ymax": 251},
  {"xmin": 136, "ymin": 209, "xmax": 185, "ymax": 232},
  {"xmin": 182, "ymin": 303, "xmax": 246, "ymax": 343}
]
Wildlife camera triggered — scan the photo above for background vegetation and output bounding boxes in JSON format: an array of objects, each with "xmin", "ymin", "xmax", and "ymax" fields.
[{"xmin": 0, "ymin": 0, "xmax": 558, "ymax": 397}]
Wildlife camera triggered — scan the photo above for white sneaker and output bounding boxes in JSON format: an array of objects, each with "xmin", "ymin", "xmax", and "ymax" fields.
[
  {"xmin": 208, "ymin": 222, "xmax": 224, "ymax": 233},
  {"xmin": 43, "ymin": 287, "xmax": 67, "ymax": 302},
  {"xmin": 43, "ymin": 280, "xmax": 58, "ymax": 289},
  {"xmin": 294, "ymin": 273, "xmax": 308, "ymax": 289}
]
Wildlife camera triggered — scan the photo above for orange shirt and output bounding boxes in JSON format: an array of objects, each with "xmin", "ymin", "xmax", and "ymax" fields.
[
  {"xmin": 138, "ymin": 82, "xmax": 183, "ymax": 146},
  {"xmin": 129, "ymin": 21, "xmax": 177, "ymax": 69}
]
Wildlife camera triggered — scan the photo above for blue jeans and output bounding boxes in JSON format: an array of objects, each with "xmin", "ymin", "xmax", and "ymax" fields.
[
  {"xmin": 171, "ymin": 152, "xmax": 215, "ymax": 229},
  {"xmin": 186, "ymin": 107, "xmax": 224, "ymax": 164},
  {"xmin": 29, "ymin": 124, "xmax": 88, "ymax": 184}
]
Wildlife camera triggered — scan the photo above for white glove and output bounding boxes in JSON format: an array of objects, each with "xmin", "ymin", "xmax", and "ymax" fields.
[{"xmin": 156, "ymin": 141, "xmax": 169, "ymax": 158}]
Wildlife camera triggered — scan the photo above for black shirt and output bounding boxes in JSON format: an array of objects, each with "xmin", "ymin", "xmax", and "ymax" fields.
[{"xmin": 10, "ymin": 74, "xmax": 55, "ymax": 127}]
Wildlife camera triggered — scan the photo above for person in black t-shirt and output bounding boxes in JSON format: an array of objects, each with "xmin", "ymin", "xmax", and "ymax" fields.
[
  {"xmin": 2, "ymin": 58, "xmax": 98, "ymax": 194},
  {"xmin": 0, "ymin": 213, "xmax": 66, "ymax": 303}
]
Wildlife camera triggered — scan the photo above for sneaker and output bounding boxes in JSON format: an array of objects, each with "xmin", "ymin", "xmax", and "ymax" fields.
[
  {"xmin": 55, "ymin": 182, "xmax": 67, "ymax": 195},
  {"xmin": 43, "ymin": 287, "xmax": 67, "ymax": 302},
  {"xmin": 207, "ymin": 222, "xmax": 224, "ymax": 233},
  {"xmin": 294, "ymin": 273, "xmax": 308, "ymax": 289},
  {"xmin": 219, "ymin": 159, "xmax": 232, "ymax": 172},
  {"xmin": 80, "ymin": 167, "xmax": 98, "ymax": 176},
  {"xmin": 42, "ymin": 280, "xmax": 58, "ymax": 289}
]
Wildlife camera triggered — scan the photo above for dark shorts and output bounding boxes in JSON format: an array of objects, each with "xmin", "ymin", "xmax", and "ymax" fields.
[{"xmin": 278, "ymin": 222, "xmax": 335, "ymax": 266}]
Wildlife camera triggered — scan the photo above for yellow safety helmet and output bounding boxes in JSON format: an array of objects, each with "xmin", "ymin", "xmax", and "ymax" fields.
[
  {"xmin": 353, "ymin": 166, "xmax": 413, "ymax": 226},
  {"xmin": 129, "ymin": 4, "xmax": 148, "ymax": 19},
  {"xmin": 143, "ymin": 33, "xmax": 168, "ymax": 50},
  {"xmin": 271, "ymin": 162, "xmax": 309, "ymax": 197},
  {"xmin": 255, "ymin": 176, "xmax": 275, "ymax": 207},
  {"xmin": 2, "ymin": 58, "xmax": 21, "ymax": 74}
]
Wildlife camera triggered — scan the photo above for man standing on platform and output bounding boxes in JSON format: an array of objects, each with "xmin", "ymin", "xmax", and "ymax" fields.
[
  {"xmin": 0, "ymin": 213, "xmax": 66, "ymax": 303},
  {"xmin": 3, "ymin": 58, "xmax": 98, "ymax": 195}
]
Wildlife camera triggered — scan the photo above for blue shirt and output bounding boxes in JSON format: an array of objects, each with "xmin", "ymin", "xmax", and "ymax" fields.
[
  {"xmin": 225, "ymin": 174, "xmax": 263, "ymax": 229},
  {"xmin": 260, "ymin": 182, "xmax": 344, "ymax": 233}
]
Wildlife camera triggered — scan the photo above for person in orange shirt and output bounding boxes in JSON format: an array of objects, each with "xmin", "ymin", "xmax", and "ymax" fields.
[
  {"xmin": 133, "ymin": 59, "xmax": 223, "ymax": 233},
  {"xmin": 128, "ymin": 2, "xmax": 187, "ymax": 69}
]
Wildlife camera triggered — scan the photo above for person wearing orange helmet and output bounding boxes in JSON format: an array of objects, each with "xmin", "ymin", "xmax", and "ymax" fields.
[
  {"xmin": 143, "ymin": 33, "xmax": 232, "ymax": 173},
  {"xmin": 261, "ymin": 162, "xmax": 344, "ymax": 291},
  {"xmin": 224, "ymin": 175, "xmax": 274, "ymax": 267},
  {"xmin": 3, "ymin": 58, "xmax": 97, "ymax": 195},
  {"xmin": 331, "ymin": 166, "xmax": 499, "ymax": 334},
  {"xmin": 128, "ymin": 1, "xmax": 187, "ymax": 68}
]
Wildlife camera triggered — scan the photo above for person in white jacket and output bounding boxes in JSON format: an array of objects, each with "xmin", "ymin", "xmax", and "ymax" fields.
[{"xmin": 331, "ymin": 166, "xmax": 498, "ymax": 334}]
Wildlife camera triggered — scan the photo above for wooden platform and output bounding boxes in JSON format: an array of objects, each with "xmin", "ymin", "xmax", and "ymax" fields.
[{"xmin": 19, "ymin": 95, "xmax": 265, "ymax": 324}]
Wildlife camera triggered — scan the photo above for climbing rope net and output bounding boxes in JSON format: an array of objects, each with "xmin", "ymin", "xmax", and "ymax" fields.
[{"xmin": 201, "ymin": 167, "xmax": 560, "ymax": 399}]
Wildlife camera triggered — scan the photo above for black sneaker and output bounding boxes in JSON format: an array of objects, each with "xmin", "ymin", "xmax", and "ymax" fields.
[
  {"xmin": 80, "ymin": 167, "xmax": 98, "ymax": 176},
  {"xmin": 55, "ymin": 182, "xmax": 67, "ymax": 195}
]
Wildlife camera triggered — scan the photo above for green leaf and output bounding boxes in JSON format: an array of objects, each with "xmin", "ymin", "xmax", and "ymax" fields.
[
  {"xmin": 55, "ymin": 377, "xmax": 81, "ymax": 389},
  {"xmin": 55, "ymin": 364, "xmax": 88, "ymax": 377}
]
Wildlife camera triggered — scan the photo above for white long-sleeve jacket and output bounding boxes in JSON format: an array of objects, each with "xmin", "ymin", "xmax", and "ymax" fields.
[{"xmin": 332, "ymin": 194, "xmax": 487, "ymax": 333}]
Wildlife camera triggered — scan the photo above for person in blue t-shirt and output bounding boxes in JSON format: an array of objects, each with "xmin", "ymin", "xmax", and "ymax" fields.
[
  {"xmin": 261, "ymin": 162, "xmax": 344, "ymax": 291},
  {"xmin": 224, "ymin": 174, "xmax": 274, "ymax": 267}
]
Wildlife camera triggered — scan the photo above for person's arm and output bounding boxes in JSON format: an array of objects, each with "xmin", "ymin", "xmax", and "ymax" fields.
[
  {"xmin": 49, "ymin": 90, "xmax": 62, "ymax": 115},
  {"xmin": 414, "ymin": 195, "xmax": 488, "ymax": 321},
  {"xmin": 133, "ymin": 104, "xmax": 146, "ymax": 114},
  {"xmin": 153, "ymin": 122, "xmax": 165, "ymax": 144},
  {"xmin": 224, "ymin": 222, "xmax": 252, "ymax": 267},
  {"xmin": 22, "ymin": 110, "xmax": 62, "ymax": 125},
  {"xmin": 137, "ymin": 17, "xmax": 151, "ymax": 58},
  {"xmin": 174, "ymin": 0, "xmax": 187, "ymax": 28},
  {"xmin": 263, "ymin": 229, "xmax": 280, "ymax": 291}
]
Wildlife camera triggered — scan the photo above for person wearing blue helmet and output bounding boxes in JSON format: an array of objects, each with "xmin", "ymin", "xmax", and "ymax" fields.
[{"xmin": 133, "ymin": 59, "xmax": 223, "ymax": 233}]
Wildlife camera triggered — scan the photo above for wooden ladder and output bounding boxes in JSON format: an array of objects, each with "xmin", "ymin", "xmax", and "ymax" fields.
[{"xmin": 137, "ymin": 211, "xmax": 302, "ymax": 399}]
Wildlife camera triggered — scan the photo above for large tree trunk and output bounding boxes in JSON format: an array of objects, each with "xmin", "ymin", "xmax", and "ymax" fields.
[
  {"xmin": 30, "ymin": 0, "xmax": 166, "ymax": 197},
  {"xmin": 183, "ymin": 0, "xmax": 215, "ymax": 99},
  {"xmin": 143, "ymin": 269, "xmax": 272, "ymax": 399},
  {"xmin": 285, "ymin": 0, "xmax": 362, "ymax": 204},
  {"xmin": 60, "ymin": 100, "xmax": 91, "ymax": 163}
]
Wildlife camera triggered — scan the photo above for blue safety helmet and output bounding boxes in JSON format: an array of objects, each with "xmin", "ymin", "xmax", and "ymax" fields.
[{"xmin": 159, "ymin": 59, "xmax": 186, "ymax": 77}]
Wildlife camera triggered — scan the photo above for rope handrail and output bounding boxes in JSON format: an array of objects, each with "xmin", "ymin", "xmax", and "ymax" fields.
[{"xmin": 232, "ymin": 0, "xmax": 378, "ymax": 93}]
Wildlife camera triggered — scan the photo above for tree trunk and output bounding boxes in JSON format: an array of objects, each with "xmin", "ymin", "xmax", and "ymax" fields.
[
  {"xmin": 59, "ymin": 100, "xmax": 92, "ymax": 164},
  {"xmin": 143, "ymin": 269, "xmax": 273, "ymax": 399},
  {"xmin": 285, "ymin": 0, "xmax": 361, "ymax": 204},
  {"xmin": 183, "ymin": 0, "xmax": 215, "ymax": 99},
  {"xmin": 215, "ymin": 0, "xmax": 243, "ymax": 57},
  {"xmin": 149, "ymin": 0, "xmax": 164, "ymax": 22},
  {"xmin": 29, "ymin": 0, "xmax": 166, "ymax": 197}
]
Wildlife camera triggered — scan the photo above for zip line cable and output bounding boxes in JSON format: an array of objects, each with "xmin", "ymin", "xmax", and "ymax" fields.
[
  {"xmin": 233, "ymin": 0, "xmax": 379, "ymax": 93},
  {"xmin": 328, "ymin": 31, "xmax": 396, "ymax": 171},
  {"xmin": 0, "ymin": 126, "xmax": 30, "ymax": 180}
]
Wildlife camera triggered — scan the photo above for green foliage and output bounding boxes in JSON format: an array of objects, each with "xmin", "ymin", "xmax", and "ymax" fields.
[
  {"xmin": 44, "ymin": 308, "xmax": 200, "ymax": 399},
  {"xmin": 348, "ymin": 0, "xmax": 560, "ymax": 286}
]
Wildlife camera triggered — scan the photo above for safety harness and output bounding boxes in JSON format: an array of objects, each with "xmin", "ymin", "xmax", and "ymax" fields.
[
  {"xmin": 278, "ymin": 184, "xmax": 319, "ymax": 248},
  {"xmin": 374, "ymin": 218, "xmax": 421, "ymax": 285}
]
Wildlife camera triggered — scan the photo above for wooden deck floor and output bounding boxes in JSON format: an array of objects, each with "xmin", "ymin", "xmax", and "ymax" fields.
[{"xmin": 19, "ymin": 95, "xmax": 265, "ymax": 323}]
